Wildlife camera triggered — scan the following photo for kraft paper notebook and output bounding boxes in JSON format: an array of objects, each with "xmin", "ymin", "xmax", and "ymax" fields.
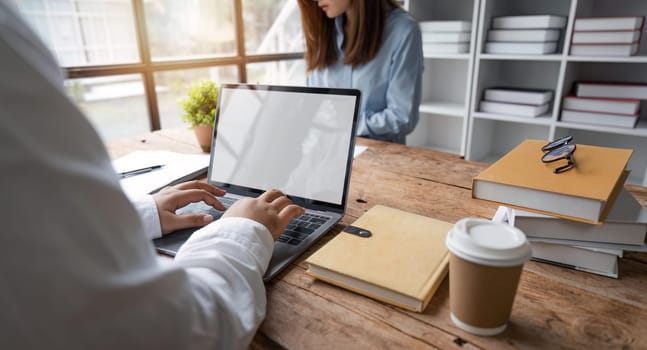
[
  {"xmin": 305, "ymin": 205, "xmax": 453, "ymax": 312},
  {"xmin": 472, "ymin": 139, "xmax": 632, "ymax": 224}
]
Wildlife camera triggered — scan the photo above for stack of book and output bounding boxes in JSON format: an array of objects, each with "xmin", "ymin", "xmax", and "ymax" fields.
[
  {"xmin": 492, "ymin": 187, "xmax": 647, "ymax": 278},
  {"xmin": 419, "ymin": 21, "xmax": 471, "ymax": 54},
  {"xmin": 571, "ymin": 16, "xmax": 645, "ymax": 56},
  {"xmin": 479, "ymin": 87, "xmax": 554, "ymax": 118},
  {"xmin": 484, "ymin": 15, "xmax": 567, "ymax": 55},
  {"xmin": 560, "ymin": 81, "xmax": 647, "ymax": 128},
  {"xmin": 472, "ymin": 139, "xmax": 638, "ymax": 278}
]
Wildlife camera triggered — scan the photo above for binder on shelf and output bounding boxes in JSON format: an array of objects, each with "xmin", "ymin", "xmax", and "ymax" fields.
[
  {"xmin": 572, "ymin": 30, "xmax": 641, "ymax": 44},
  {"xmin": 488, "ymin": 29, "xmax": 560, "ymax": 42},
  {"xmin": 419, "ymin": 20, "xmax": 471, "ymax": 32},
  {"xmin": 479, "ymin": 101, "xmax": 550, "ymax": 118},
  {"xmin": 575, "ymin": 82, "xmax": 647, "ymax": 100},
  {"xmin": 485, "ymin": 88, "xmax": 553, "ymax": 105},
  {"xmin": 562, "ymin": 96, "xmax": 640, "ymax": 115},
  {"xmin": 560, "ymin": 109, "xmax": 640, "ymax": 128},
  {"xmin": 492, "ymin": 15, "xmax": 567, "ymax": 29},
  {"xmin": 422, "ymin": 32, "xmax": 471, "ymax": 43},
  {"xmin": 485, "ymin": 42, "xmax": 558, "ymax": 55},
  {"xmin": 573, "ymin": 16, "xmax": 645, "ymax": 31},
  {"xmin": 423, "ymin": 43, "xmax": 469, "ymax": 54},
  {"xmin": 571, "ymin": 43, "xmax": 639, "ymax": 57}
]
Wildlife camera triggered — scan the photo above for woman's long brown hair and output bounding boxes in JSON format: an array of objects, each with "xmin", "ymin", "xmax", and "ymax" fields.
[{"xmin": 298, "ymin": 0, "xmax": 400, "ymax": 72}]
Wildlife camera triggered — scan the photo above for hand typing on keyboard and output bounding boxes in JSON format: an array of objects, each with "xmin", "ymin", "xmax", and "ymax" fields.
[
  {"xmin": 223, "ymin": 189, "xmax": 305, "ymax": 240},
  {"xmin": 152, "ymin": 180, "xmax": 227, "ymax": 234}
]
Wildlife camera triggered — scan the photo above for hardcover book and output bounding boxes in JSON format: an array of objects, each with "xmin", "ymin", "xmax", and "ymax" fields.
[
  {"xmin": 306, "ymin": 205, "xmax": 453, "ymax": 312},
  {"xmin": 491, "ymin": 15, "xmax": 567, "ymax": 29},
  {"xmin": 485, "ymin": 88, "xmax": 554, "ymax": 105},
  {"xmin": 573, "ymin": 16, "xmax": 645, "ymax": 31},
  {"xmin": 529, "ymin": 241, "xmax": 620, "ymax": 278},
  {"xmin": 560, "ymin": 109, "xmax": 639, "ymax": 129},
  {"xmin": 492, "ymin": 188, "xmax": 647, "ymax": 247},
  {"xmin": 472, "ymin": 140, "xmax": 633, "ymax": 224}
]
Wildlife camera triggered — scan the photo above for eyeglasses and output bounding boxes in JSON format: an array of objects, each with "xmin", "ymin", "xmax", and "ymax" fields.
[{"xmin": 541, "ymin": 135, "xmax": 576, "ymax": 174}]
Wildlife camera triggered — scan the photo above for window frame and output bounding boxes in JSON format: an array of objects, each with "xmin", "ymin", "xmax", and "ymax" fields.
[{"xmin": 64, "ymin": 0, "xmax": 303, "ymax": 131}]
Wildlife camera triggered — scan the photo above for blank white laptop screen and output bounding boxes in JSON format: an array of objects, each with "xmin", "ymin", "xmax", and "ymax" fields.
[{"xmin": 209, "ymin": 87, "xmax": 357, "ymax": 205}]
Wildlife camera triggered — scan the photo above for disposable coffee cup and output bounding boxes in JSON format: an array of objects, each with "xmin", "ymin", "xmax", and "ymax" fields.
[{"xmin": 445, "ymin": 218, "xmax": 531, "ymax": 336}]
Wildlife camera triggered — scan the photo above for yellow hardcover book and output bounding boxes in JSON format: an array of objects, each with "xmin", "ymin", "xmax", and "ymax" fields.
[
  {"xmin": 472, "ymin": 139, "xmax": 632, "ymax": 224},
  {"xmin": 305, "ymin": 205, "xmax": 453, "ymax": 312}
]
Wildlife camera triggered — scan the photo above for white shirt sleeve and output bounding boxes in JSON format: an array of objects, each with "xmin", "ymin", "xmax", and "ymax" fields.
[
  {"xmin": 0, "ymin": 4, "xmax": 273, "ymax": 350},
  {"xmin": 130, "ymin": 194, "xmax": 163, "ymax": 239}
]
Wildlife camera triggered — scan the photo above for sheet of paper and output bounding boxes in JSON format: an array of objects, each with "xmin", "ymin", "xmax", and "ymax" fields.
[
  {"xmin": 113, "ymin": 151, "xmax": 210, "ymax": 197},
  {"xmin": 353, "ymin": 145, "xmax": 367, "ymax": 159}
]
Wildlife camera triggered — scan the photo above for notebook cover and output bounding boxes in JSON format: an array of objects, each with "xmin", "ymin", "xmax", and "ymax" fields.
[
  {"xmin": 305, "ymin": 205, "xmax": 453, "ymax": 312},
  {"xmin": 472, "ymin": 140, "xmax": 632, "ymax": 224}
]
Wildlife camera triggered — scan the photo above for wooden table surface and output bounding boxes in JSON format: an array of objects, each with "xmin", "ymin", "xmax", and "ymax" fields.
[{"xmin": 108, "ymin": 128, "xmax": 647, "ymax": 350}]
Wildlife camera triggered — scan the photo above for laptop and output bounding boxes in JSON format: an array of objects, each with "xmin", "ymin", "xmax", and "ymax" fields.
[{"xmin": 153, "ymin": 83, "xmax": 361, "ymax": 281}]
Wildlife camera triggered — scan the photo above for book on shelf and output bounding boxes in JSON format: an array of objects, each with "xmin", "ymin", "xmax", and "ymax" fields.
[
  {"xmin": 560, "ymin": 109, "xmax": 640, "ymax": 129},
  {"xmin": 419, "ymin": 21, "xmax": 471, "ymax": 32},
  {"xmin": 422, "ymin": 32, "xmax": 471, "ymax": 43},
  {"xmin": 305, "ymin": 205, "xmax": 453, "ymax": 312},
  {"xmin": 492, "ymin": 15, "xmax": 567, "ymax": 30},
  {"xmin": 529, "ymin": 241, "xmax": 620, "ymax": 278},
  {"xmin": 570, "ymin": 43, "xmax": 639, "ymax": 57},
  {"xmin": 492, "ymin": 188, "xmax": 647, "ymax": 246},
  {"xmin": 472, "ymin": 139, "xmax": 633, "ymax": 224},
  {"xmin": 479, "ymin": 101, "xmax": 550, "ymax": 118},
  {"xmin": 485, "ymin": 42, "xmax": 557, "ymax": 55},
  {"xmin": 575, "ymin": 82, "xmax": 647, "ymax": 100},
  {"xmin": 485, "ymin": 88, "xmax": 554, "ymax": 105},
  {"xmin": 572, "ymin": 30, "xmax": 641, "ymax": 44},
  {"xmin": 573, "ymin": 16, "xmax": 645, "ymax": 32},
  {"xmin": 562, "ymin": 96, "xmax": 640, "ymax": 115},
  {"xmin": 487, "ymin": 29, "xmax": 560, "ymax": 42},
  {"xmin": 423, "ymin": 43, "xmax": 469, "ymax": 54},
  {"xmin": 112, "ymin": 150, "xmax": 210, "ymax": 197}
]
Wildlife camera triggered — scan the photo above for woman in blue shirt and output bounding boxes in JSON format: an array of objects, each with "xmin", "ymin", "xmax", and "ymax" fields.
[{"xmin": 298, "ymin": 0, "xmax": 423, "ymax": 144}]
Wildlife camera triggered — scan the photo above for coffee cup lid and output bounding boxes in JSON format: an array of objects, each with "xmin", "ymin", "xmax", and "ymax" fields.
[{"xmin": 446, "ymin": 218, "xmax": 531, "ymax": 267}]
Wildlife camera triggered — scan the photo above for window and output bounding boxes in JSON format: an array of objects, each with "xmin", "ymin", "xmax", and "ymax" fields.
[{"xmin": 13, "ymin": 0, "xmax": 304, "ymax": 141}]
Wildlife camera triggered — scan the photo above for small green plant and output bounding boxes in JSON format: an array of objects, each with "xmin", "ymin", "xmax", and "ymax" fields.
[{"xmin": 179, "ymin": 79, "xmax": 219, "ymax": 128}]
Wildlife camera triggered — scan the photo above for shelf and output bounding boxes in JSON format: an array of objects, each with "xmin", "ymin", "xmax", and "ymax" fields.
[
  {"xmin": 419, "ymin": 101, "xmax": 465, "ymax": 117},
  {"xmin": 566, "ymin": 56, "xmax": 647, "ymax": 64},
  {"xmin": 472, "ymin": 112, "xmax": 553, "ymax": 125},
  {"xmin": 423, "ymin": 53, "xmax": 470, "ymax": 60},
  {"xmin": 478, "ymin": 54, "xmax": 563, "ymax": 61},
  {"xmin": 555, "ymin": 120, "xmax": 647, "ymax": 137}
]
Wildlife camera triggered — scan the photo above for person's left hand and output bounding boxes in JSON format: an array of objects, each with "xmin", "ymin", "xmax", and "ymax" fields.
[{"xmin": 153, "ymin": 180, "xmax": 226, "ymax": 234}]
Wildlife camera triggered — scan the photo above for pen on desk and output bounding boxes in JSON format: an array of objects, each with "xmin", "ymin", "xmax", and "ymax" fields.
[{"xmin": 118, "ymin": 165, "xmax": 164, "ymax": 178}]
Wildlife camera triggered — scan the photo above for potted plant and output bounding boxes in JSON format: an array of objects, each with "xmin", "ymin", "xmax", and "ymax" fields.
[{"xmin": 179, "ymin": 79, "xmax": 219, "ymax": 152}]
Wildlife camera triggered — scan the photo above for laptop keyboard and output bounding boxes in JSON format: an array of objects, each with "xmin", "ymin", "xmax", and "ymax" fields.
[{"xmin": 185, "ymin": 197, "xmax": 329, "ymax": 246}]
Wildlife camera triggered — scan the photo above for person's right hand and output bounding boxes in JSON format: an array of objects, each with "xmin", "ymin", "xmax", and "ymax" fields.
[{"xmin": 222, "ymin": 189, "xmax": 304, "ymax": 240}]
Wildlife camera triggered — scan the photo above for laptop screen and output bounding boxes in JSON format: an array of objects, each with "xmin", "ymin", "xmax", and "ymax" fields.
[{"xmin": 208, "ymin": 84, "xmax": 360, "ymax": 209}]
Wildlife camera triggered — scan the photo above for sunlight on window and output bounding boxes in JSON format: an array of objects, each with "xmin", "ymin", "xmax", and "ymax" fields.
[
  {"xmin": 13, "ymin": 0, "xmax": 139, "ymax": 67},
  {"xmin": 144, "ymin": 0, "xmax": 237, "ymax": 60},
  {"xmin": 65, "ymin": 75, "xmax": 150, "ymax": 141},
  {"xmin": 242, "ymin": 0, "xmax": 304, "ymax": 54}
]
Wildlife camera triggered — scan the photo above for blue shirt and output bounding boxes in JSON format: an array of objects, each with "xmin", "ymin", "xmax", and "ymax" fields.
[{"xmin": 307, "ymin": 8, "xmax": 423, "ymax": 144}]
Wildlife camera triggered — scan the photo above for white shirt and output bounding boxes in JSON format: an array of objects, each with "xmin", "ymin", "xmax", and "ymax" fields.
[{"xmin": 0, "ymin": 2, "xmax": 273, "ymax": 349}]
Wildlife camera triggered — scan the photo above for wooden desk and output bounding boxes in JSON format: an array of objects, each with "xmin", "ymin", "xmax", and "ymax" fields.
[{"xmin": 108, "ymin": 128, "xmax": 647, "ymax": 349}]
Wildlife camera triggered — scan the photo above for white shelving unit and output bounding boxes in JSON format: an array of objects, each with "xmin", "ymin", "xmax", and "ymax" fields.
[
  {"xmin": 405, "ymin": 0, "xmax": 480, "ymax": 156},
  {"xmin": 404, "ymin": 0, "xmax": 647, "ymax": 185}
]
